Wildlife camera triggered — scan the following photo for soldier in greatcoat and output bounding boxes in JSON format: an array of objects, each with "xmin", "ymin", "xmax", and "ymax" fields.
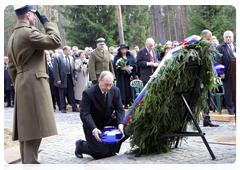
[{"xmin": 7, "ymin": 5, "xmax": 61, "ymax": 164}]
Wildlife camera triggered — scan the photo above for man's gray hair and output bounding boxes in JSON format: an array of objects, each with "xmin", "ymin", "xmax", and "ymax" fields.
[
  {"xmin": 72, "ymin": 46, "xmax": 78, "ymax": 50},
  {"xmin": 99, "ymin": 71, "xmax": 113, "ymax": 80},
  {"xmin": 223, "ymin": 30, "xmax": 234, "ymax": 38},
  {"xmin": 146, "ymin": 38, "xmax": 155, "ymax": 45},
  {"xmin": 172, "ymin": 41, "xmax": 179, "ymax": 45},
  {"xmin": 63, "ymin": 46, "xmax": 70, "ymax": 51},
  {"xmin": 109, "ymin": 46, "xmax": 115, "ymax": 50}
]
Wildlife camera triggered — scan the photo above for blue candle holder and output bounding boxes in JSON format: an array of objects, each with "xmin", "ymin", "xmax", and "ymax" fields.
[{"xmin": 99, "ymin": 126, "xmax": 123, "ymax": 144}]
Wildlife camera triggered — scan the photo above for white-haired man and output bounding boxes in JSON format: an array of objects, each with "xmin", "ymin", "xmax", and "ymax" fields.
[
  {"xmin": 136, "ymin": 38, "xmax": 161, "ymax": 86},
  {"xmin": 215, "ymin": 30, "xmax": 236, "ymax": 115}
]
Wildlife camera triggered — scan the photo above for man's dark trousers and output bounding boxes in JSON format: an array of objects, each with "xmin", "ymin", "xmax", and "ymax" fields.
[{"xmin": 58, "ymin": 74, "xmax": 78, "ymax": 111}]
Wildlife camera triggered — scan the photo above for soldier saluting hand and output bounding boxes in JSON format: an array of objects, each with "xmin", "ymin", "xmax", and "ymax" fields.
[{"xmin": 7, "ymin": 5, "xmax": 61, "ymax": 164}]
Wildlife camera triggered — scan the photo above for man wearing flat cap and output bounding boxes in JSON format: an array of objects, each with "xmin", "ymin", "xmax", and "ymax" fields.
[
  {"xmin": 7, "ymin": 5, "xmax": 61, "ymax": 164},
  {"xmin": 88, "ymin": 38, "xmax": 115, "ymax": 85}
]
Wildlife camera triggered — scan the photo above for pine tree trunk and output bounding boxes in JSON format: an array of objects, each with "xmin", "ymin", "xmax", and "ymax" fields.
[
  {"xmin": 171, "ymin": 5, "xmax": 177, "ymax": 41},
  {"xmin": 176, "ymin": 5, "xmax": 182, "ymax": 42},
  {"xmin": 57, "ymin": 5, "xmax": 64, "ymax": 48},
  {"xmin": 185, "ymin": 5, "xmax": 189, "ymax": 30},
  {"xmin": 180, "ymin": 5, "xmax": 186, "ymax": 38},
  {"xmin": 34, "ymin": 5, "xmax": 39, "ymax": 30},
  {"xmin": 164, "ymin": 6, "xmax": 168, "ymax": 41},
  {"xmin": 154, "ymin": 5, "xmax": 165, "ymax": 45},
  {"xmin": 116, "ymin": 5, "xmax": 125, "ymax": 45},
  {"xmin": 167, "ymin": 5, "xmax": 171, "ymax": 41}
]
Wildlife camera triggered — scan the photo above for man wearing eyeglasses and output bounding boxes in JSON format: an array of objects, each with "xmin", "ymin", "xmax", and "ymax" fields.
[{"xmin": 172, "ymin": 41, "xmax": 179, "ymax": 48}]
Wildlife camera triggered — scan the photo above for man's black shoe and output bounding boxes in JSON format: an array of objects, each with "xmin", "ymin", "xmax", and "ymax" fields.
[
  {"xmin": 110, "ymin": 152, "xmax": 117, "ymax": 156},
  {"xmin": 203, "ymin": 119, "xmax": 219, "ymax": 127},
  {"xmin": 229, "ymin": 112, "xmax": 235, "ymax": 115},
  {"xmin": 75, "ymin": 140, "xmax": 83, "ymax": 158},
  {"xmin": 72, "ymin": 109, "xmax": 79, "ymax": 112},
  {"xmin": 61, "ymin": 109, "xmax": 67, "ymax": 113},
  {"xmin": 4, "ymin": 105, "xmax": 11, "ymax": 108}
]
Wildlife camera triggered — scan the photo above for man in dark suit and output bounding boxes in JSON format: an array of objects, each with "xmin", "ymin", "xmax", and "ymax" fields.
[
  {"xmin": 72, "ymin": 46, "xmax": 79, "ymax": 60},
  {"xmin": 46, "ymin": 51, "xmax": 58, "ymax": 111},
  {"xmin": 136, "ymin": 38, "xmax": 161, "ymax": 86},
  {"xmin": 75, "ymin": 71, "xmax": 127, "ymax": 159},
  {"xmin": 215, "ymin": 30, "xmax": 236, "ymax": 115},
  {"xmin": 53, "ymin": 46, "xmax": 78, "ymax": 113},
  {"xmin": 4, "ymin": 57, "xmax": 15, "ymax": 107}
]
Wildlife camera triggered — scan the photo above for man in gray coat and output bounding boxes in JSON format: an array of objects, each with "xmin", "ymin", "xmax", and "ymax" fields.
[{"xmin": 53, "ymin": 46, "xmax": 78, "ymax": 113}]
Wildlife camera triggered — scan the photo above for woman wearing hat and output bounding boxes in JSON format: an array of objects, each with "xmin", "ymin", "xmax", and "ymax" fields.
[{"xmin": 113, "ymin": 44, "xmax": 137, "ymax": 109}]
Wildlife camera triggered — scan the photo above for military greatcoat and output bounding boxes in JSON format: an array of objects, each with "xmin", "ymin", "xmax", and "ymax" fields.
[
  {"xmin": 7, "ymin": 21, "xmax": 61, "ymax": 141},
  {"xmin": 88, "ymin": 48, "xmax": 115, "ymax": 82}
]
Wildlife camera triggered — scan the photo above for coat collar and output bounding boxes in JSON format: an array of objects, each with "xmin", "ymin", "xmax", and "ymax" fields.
[
  {"xmin": 95, "ymin": 48, "xmax": 105, "ymax": 58},
  {"xmin": 15, "ymin": 21, "xmax": 32, "ymax": 30}
]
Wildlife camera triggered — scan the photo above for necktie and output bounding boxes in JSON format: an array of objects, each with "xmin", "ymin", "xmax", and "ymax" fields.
[
  {"xmin": 65, "ymin": 56, "xmax": 70, "ymax": 73},
  {"xmin": 103, "ymin": 92, "xmax": 107, "ymax": 103},
  {"xmin": 149, "ymin": 50, "xmax": 155, "ymax": 71},
  {"xmin": 229, "ymin": 44, "xmax": 233, "ymax": 51}
]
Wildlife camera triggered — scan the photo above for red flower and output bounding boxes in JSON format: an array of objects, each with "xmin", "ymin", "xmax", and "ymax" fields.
[{"xmin": 145, "ymin": 53, "xmax": 148, "ymax": 55}]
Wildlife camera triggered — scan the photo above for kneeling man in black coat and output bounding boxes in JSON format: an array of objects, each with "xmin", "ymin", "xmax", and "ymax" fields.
[{"xmin": 75, "ymin": 71, "xmax": 128, "ymax": 159}]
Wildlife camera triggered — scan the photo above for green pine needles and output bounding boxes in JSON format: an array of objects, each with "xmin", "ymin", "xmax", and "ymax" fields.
[{"xmin": 126, "ymin": 38, "xmax": 221, "ymax": 155}]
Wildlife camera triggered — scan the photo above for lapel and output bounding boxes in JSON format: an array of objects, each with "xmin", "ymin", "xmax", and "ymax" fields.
[
  {"xmin": 106, "ymin": 87, "xmax": 114, "ymax": 109},
  {"xmin": 223, "ymin": 43, "xmax": 234, "ymax": 58},
  {"xmin": 144, "ymin": 48, "xmax": 151, "ymax": 62},
  {"xmin": 94, "ymin": 83, "xmax": 107, "ymax": 108},
  {"xmin": 61, "ymin": 53, "xmax": 66, "ymax": 67},
  {"xmin": 96, "ymin": 48, "xmax": 104, "ymax": 59}
]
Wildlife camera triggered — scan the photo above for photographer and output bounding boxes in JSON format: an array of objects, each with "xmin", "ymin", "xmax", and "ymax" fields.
[{"xmin": 74, "ymin": 51, "xmax": 89, "ymax": 102}]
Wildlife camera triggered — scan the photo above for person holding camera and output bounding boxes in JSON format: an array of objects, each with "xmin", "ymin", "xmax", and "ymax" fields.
[
  {"xmin": 7, "ymin": 5, "xmax": 61, "ymax": 164},
  {"xmin": 74, "ymin": 51, "xmax": 89, "ymax": 102}
]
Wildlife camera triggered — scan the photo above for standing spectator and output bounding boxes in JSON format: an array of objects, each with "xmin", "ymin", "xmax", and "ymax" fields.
[
  {"xmin": 130, "ymin": 50, "xmax": 137, "ymax": 58},
  {"xmin": 46, "ymin": 51, "xmax": 58, "ymax": 111},
  {"xmin": 7, "ymin": 5, "xmax": 60, "ymax": 164},
  {"xmin": 53, "ymin": 46, "xmax": 78, "ymax": 113},
  {"xmin": 88, "ymin": 37, "xmax": 115, "ymax": 85},
  {"xmin": 109, "ymin": 46, "xmax": 115, "ymax": 61},
  {"xmin": 4, "ymin": 57, "xmax": 15, "ymax": 108},
  {"xmin": 58, "ymin": 49, "xmax": 63, "ymax": 55},
  {"xmin": 136, "ymin": 38, "xmax": 161, "ymax": 86},
  {"xmin": 72, "ymin": 46, "xmax": 79, "ymax": 60},
  {"xmin": 75, "ymin": 51, "xmax": 89, "ymax": 101},
  {"xmin": 172, "ymin": 41, "xmax": 179, "ymax": 48},
  {"xmin": 134, "ymin": 45, "xmax": 139, "ymax": 53},
  {"xmin": 113, "ymin": 48, "xmax": 118, "ymax": 56},
  {"xmin": 85, "ymin": 47, "xmax": 91, "ymax": 59},
  {"xmin": 215, "ymin": 30, "xmax": 236, "ymax": 115},
  {"xmin": 113, "ymin": 44, "xmax": 137, "ymax": 109}
]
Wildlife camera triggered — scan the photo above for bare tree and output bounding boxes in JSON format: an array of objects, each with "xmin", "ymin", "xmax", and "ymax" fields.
[
  {"xmin": 116, "ymin": 5, "xmax": 125, "ymax": 45},
  {"xmin": 34, "ymin": 5, "xmax": 39, "ymax": 30},
  {"xmin": 154, "ymin": 5, "xmax": 165, "ymax": 45},
  {"xmin": 57, "ymin": 5, "xmax": 64, "ymax": 48},
  {"xmin": 171, "ymin": 5, "xmax": 177, "ymax": 41},
  {"xmin": 176, "ymin": 5, "xmax": 182, "ymax": 42},
  {"xmin": 167, "ymin": 5, "xmax": 171, "ymax": 41}
]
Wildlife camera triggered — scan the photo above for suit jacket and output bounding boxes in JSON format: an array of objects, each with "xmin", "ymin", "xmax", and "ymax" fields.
[
  {"xmin": 215, "ymin": 42, "xmax": 236, "ymax": 81},
  {"xmin": 7, "ymin": 21, "xmax": 61, "ymax": 141},
  {"xmin": 47, "ymin": 63, "xmax": 57, "ymax": 95},
  {"xmin": 4, "ymin": 65, "xmax": 14, "ymax": 91},
  {"xmin": 53, "ymin": 53, "xmax": 77, "ymax": 88},
  {"xmin": 136, "ymin": 47, "xmax": 161, "ymax": 83},
  {"xmin": 88, "ymin": 48, "xmax": 115, "ymax": 81},
  {"xmin": 80, "ymin": 83, "xmax": 125, "ymax": 134}
]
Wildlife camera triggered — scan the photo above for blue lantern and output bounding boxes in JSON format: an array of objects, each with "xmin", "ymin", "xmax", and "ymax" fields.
[
  {"xmin": 214, "ymin": 63, "xmax": 225, "ymax": 74},
  {"xmin": 99, "ymin": 126, "xmax": 123, "ymax": 144}
]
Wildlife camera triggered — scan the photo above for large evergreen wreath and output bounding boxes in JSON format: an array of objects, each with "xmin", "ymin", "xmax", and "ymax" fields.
[{"xmin": 126, "ymin": 38, "xmax": 221, "ymax": 155}]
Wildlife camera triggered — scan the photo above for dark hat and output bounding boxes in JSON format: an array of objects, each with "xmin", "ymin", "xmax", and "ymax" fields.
[
  {"xmin": 96, "ymin": 37, "xmax": 105, "ymax": 44},
  {"xmin": 118, "ymin": 44, "xmax": 129, "ymax": 51},
  {"xmin": 14, "ymin": 5, "xmax": 36, "ymax": 15}
]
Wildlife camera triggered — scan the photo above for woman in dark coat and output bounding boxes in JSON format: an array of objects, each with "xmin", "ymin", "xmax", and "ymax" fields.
[{"xmin": 113, "ymin": 44, "xmax": 137, "ymax": 109}]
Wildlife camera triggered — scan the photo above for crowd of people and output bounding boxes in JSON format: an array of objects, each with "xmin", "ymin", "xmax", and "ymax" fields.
[{"xmin": 4, "ymin": 30, "xmax": 236, "ymax": 117}]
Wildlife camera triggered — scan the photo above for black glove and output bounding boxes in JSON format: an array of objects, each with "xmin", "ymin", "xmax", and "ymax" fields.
[
  {"xmin": 38, "ymin": 14, "xmax": 49, "ymax": 25},
  {"xmin": 92, "ymin": 80, "xmax": 98, "ymax": 84}
]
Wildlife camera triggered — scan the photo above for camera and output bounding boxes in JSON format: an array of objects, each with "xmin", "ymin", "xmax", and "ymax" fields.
[{"xmin": 83, "ymin": 60, "xmax": 87, "ymax": 65}]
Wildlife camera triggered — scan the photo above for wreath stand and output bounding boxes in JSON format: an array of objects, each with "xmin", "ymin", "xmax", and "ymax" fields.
[{"xmin": 136, "ymin": 57, "xmax": 216, "ymax": 160}]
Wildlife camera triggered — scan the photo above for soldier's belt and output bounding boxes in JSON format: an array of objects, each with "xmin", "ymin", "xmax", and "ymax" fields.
[{"xmin": 15, "ymin": 65, "xmax": 29, "ymax": 74}]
